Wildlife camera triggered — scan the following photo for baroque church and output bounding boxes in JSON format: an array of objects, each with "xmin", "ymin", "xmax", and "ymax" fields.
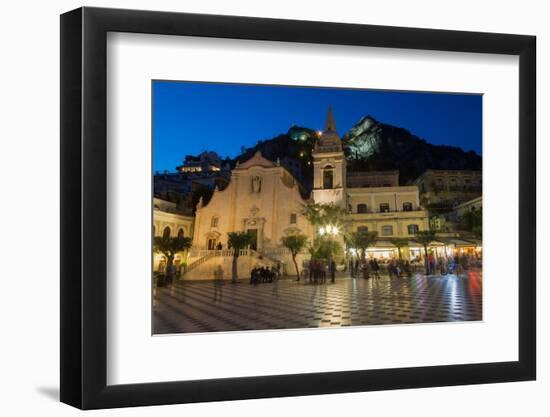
[{"xmin": 154, "ymin": 108, "xmax": 429, "ymax": 279}]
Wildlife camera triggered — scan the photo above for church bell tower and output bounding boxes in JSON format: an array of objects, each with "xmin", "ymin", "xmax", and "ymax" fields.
[{"xmin": 312, "ymin": 107, "xmax": 347, "ymax": 207}]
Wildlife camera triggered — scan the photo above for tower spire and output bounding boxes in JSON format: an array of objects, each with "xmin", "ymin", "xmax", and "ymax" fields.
[{"xmin": 324, "ymin": 106, "xmax": 337, "ymax": 133}]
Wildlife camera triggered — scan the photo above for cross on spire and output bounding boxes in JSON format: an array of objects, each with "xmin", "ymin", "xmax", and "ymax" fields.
[{"xmin": 324, "ymin": 106, "xmax": 337, "ymax": 133}]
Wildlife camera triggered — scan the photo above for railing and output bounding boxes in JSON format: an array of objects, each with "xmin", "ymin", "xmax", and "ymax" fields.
[
  {"xmin": 184, "ymin": 252, "xmax": 216, "ymax": 274},
  {"xmin": 351, "ymin": 208, "xmax": 423, "ymax": 215},
  {"xmin": 261, "ymin": 248, "xmax": 290, "ymax": 257},
  {"xmin": 188, "ymin": 248, "xmax": 251, "ymax": 259},
  {"xmin": 315, "ymin": 145, "xmax": 341, "ymax": 153},
  {"xmin": 184, "ymin": 247, "xmax": 296, "ymax": 276}
]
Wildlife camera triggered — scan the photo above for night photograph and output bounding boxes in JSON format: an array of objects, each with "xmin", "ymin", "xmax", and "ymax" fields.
[{"xmin": 152, "ymin": 81, "xmax": 483, "ymax": 334}]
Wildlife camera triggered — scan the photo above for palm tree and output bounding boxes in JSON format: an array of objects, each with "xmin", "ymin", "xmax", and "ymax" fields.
[
  {"xmin": 227, "ymin": 231, "xmax": 255, "ymax": 283},
  {"xmin": 153, "ymin": 236, "xmax": 192, "ymax": 284},
  {"xmin": 281, "ymin": 234, "xmax": 309, "ymax": 280},
  {"xmin": 349, "ymin": 230, "xmax": 378, "ymax": 266},
  {"xmin": 392, "ymin": 238, "xmax": 410, "ymax": 260},
  {"xmin": 414, "ymin": 230, "xmax": 436, "ymax": 274}
]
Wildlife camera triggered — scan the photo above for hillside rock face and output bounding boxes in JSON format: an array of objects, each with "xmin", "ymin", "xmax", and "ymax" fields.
[
  {"xmin": 342, "ymin": 116, "xmax": 382, "ymax": 160},
  {"xmin": 341, "ymin": 115, "xmax": 482, "ymax": 184},
  {"xmin": 230, "ymin": 115, "xmax": 481, "ymax": 187}
]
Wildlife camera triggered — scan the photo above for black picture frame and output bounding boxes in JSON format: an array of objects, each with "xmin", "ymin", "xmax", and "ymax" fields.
[{"xmin": 60, "ymin": 6, "xmax": 536, "ymax": 410}]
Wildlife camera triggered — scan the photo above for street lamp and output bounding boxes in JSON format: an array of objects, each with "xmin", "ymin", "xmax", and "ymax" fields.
[{"xmin": 319, "ymin": 224, "xmax": 339, "ymax": 237}]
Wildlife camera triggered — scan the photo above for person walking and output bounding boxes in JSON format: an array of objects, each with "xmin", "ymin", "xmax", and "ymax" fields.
[
  {"xmin": 213, "ymin": 265, "xmax": 224, "ymax": 301},
  {"xmin": 428, "ymin": 253, "xmax": 435, "ymax": 275},
  {"xmin": 374, "ymin": 259, "xmax": 381, "ymax": 280},
  {"xmin": 330, "ymin": 260, "xmax": 336, "ymax": 283}
]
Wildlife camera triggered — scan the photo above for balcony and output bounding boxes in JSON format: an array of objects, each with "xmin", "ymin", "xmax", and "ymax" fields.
[{"xmin": 348, "ymin": 208, "xmax": 426, "ymax": 220}]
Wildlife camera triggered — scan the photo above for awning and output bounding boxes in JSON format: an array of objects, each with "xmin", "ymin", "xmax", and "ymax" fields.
[
  {"xmin": 372, "ymin": 240, "xmax": 396, "ymax": 249},
  {"xmin": 443, "ymin": 238, "xmax": 478, "ymax": 247},
  {"xmin": 409, "ymin": 240, "xmax": 445, "ymax": 248}
]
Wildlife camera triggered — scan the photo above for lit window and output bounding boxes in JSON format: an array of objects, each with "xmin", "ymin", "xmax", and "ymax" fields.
[{"xmin": 381, "ymin": 225, "xmax": 393, "ymax": 236}]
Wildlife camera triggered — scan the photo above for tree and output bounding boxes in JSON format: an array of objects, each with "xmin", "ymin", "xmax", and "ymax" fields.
[
  {"xmin": 302, "ymin": 202, "xmax": 348, "ymax": 230},
  {"xmin": 348, "ymin": 230, "xmax": 378, "ymax": 265},
  {"xmin": 302, "ymin": 202, "xmax": 348, "ymax": 263},
  {"xmin": 459, "ymin": 208, "xmax": 482, "ymax": 239},
  {"xmin": 153, "ymin": 236, "xmax": 192, "ymax": 284},
  {"xmin": 227, "ymin": 231, "xmax": 255, "ymax": 283},
  {"xmin": 392, "ymin": 238, "xmax": 410, "ymax": 260},
  {"xmin": 281, "ymin": 234, "xmax": 309, "ymax": 280},
  {"xmin": 308, "ymin": 237, "xmax": 342, "ymax": 261},
  {"xmin": 414, "ymin": 230, "xmax": 436, "ymax": 274}
]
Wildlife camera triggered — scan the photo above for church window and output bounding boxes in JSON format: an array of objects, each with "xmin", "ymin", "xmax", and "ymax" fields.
[
  {"xmin": 211, "ymin": 216, "xmax": 219, "ymax": 228},
  {"xmin": 162, "ymin": 226, "xmax": 171, "ymax": 238},
  {"xmin": 357, "ymin": 204, "xmax": 367, "ymax": 213},
  {"xmin": 177, "ymin": 228, "xmax": 185, "ymax": 238},
  {"xmin": 323, "ymin": 166, "xmax": 334, "ymax": 189}
]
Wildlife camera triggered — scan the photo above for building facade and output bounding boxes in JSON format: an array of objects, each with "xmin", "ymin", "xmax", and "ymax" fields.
[
  {"xmin": 152, "ymin": 198, "xmax": 195, "ymax": 270},
  {"xmin": 347, "ymin": 186, "xmax": 428, "ymax": 238},
  {"xmin": 192, "ymin": 151, "xmax": 312, "ymax": 251},
  {"xmin": 414, "ymin": 169, "xmax": 482, "ymax": 211},
  {"xmin": 346, "ymin": 170, "xmax": 399, "ymax": 188}
]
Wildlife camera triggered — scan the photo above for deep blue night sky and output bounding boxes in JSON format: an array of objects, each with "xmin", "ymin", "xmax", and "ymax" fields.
[{"xmin": 153, "ymin": 81, "xmax": 482, "ymax": 172}]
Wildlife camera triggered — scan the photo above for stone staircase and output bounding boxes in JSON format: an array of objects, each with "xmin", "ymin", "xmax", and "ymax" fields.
[{"xmin": 183, "ymin": 248, "xmax": 278, "ymax": 280}]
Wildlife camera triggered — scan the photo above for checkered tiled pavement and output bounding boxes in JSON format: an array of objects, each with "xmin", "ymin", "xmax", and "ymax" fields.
[{"xmin": 153, "ymin": 271, "xmax": 482, "ymax": 334}]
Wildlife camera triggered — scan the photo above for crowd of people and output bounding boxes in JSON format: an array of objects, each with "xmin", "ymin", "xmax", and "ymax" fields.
[
  {"xmin": 250, "ymin": 265, "xmax": 280, "ymax": 284},
  {"xmin": 423, "ymin": 252, "xmax": 481, "ymax": 276},
  {"xmin": 300, "ymin": 260, "xmax": 339, "ymax": 284},
  {"xmin": 347, "ymin": 251, "xmax": 481, "ymax": 279},
  {"xmin": 154, "ymin": 250, "xmax": 481, "ymax": 289}
]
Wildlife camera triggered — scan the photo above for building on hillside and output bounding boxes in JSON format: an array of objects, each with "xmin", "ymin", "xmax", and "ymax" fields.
[
  {"xmin": 414, "ymin": 169, "xmax": 482, "ymax": 212},
  {"xmin": 154, "ymin": 151, "xmax": 231, "ymax": 211},
  {"xmin": 430, "ymin": 195, "xmax": 482, "ymax": 233},
  {"xmin": 176, "ymin": 151, "xmax": 229, "ymax": 173},
  {"xmin": 153, "ymin": 197, "xmax": 195, "ymax": 271}
]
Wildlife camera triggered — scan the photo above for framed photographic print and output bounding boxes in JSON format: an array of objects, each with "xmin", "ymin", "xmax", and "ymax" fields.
[{"xmin": 60, "ymin": 6, "xmax": 536, "ymax": 409}]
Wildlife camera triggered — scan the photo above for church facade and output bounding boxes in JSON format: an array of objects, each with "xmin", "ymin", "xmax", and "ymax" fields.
[
  {"xmin": 157, "ymin": 108, "xmax": 430, "ymax": 279},
  {"xmin": 192, "ymin": 151, "xmax": 313, "ymax": 253}
]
